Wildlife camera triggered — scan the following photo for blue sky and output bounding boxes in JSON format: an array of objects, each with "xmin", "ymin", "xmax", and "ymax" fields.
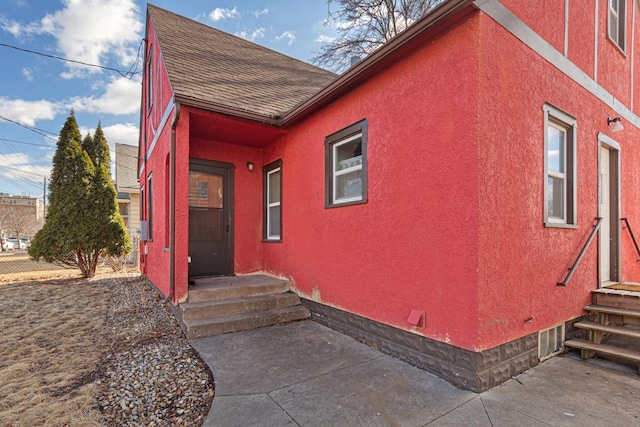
[{"xmin": 0, "ymin": 0, "xmax": 337, "ymax": 198}]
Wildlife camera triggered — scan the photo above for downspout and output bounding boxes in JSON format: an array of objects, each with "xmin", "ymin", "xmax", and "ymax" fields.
[{"xmin": 169, "ymin": 102, "xmax": 180, "ymax": 304}]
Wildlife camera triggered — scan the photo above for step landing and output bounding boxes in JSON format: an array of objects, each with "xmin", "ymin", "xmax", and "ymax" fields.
[{"xmin": 176, "ymin": 274, "xmax": 309, "ymax": 339}]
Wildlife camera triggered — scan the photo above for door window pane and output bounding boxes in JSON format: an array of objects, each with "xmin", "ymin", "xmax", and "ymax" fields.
[
  {"xmin": 189, "ymin": 171, "xmax": 224, "ymax": 242},
  {"xmin": 189, "ymin": 172, "xmax": 223, "ymax": 208}
]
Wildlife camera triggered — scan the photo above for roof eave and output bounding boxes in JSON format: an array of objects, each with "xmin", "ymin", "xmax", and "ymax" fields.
[
  {"xmin": 281, "ymin": 0, "xmax": 476, "ymax": 125},
  {"xmin": 174, "ymin": 94, "xmax": 281, "ymax": 126}
]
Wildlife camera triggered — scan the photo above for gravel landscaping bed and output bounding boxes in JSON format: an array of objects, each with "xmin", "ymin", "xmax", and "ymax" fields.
[
  {"xmin": 0, "ymin": 274, "xmax": 214, "ymax": 427},
  {"xmin": 96, "ymin": 276, "xmax": 215, "ymax": 426}
]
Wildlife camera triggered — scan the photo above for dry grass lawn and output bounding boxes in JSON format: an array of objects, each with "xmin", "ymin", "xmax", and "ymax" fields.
[{"xmin": 0, "ymin": 278, "xmax": 110, "ymax": 426}]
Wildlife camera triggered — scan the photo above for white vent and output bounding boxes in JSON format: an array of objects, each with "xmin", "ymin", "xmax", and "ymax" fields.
[{"xmin": 538, "ymin": 323, "xmax": 565, "ymax": 361}]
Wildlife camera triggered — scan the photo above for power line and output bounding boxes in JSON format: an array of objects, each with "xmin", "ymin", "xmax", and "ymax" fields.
[
  {"xmin": 0, "ymin": 163, "xmax": 48, "ymax": 179},
  {"xmin": 0, "ymin": 169, "xmax": 43, "ymax": 191},
  {"xmin": 0, "ymin": 137, "xmax": 54, "ymax": 148},
  {"xmin": 0, "ymin": 42, "xmax": 143, "ymax": 79},
  {"xmin": 0, "ymin": 115, "xmax": 58, "ymax": 140}
]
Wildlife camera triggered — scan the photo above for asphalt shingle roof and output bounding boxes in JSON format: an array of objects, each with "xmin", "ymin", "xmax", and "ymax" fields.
[
  {"xmin": 115, "ymin": 143, "xmax": 139, "ymax": 192},
  {"xmin": 147, "ymin": 5, "xmax": 337, "ymax": 119}
]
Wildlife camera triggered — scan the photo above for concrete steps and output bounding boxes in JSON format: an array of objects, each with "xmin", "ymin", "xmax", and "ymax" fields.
[
  {"xmin": 175, "ymin": 274, "xmax": 309, "ymax": 339},
  {"xmin": 564, "ymin": 289, "xmax": 640, "ymax": 372}
]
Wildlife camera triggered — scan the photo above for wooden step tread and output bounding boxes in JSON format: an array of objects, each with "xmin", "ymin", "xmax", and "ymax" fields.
[
  {"xmin": 573, "ymin": 321, "xmax": 640, "ymax": 339},
  {"xmin": 564, "ymin": 339, "xmax": 640, "ymax": 362},
  {"xmin": 583, "ymin": 304, "xmax": 640, "ymax": 318}
]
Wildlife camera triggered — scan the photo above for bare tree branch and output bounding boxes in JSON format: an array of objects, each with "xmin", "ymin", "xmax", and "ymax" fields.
[{"xmin": 313, "ymin": 0, "xmax": 443, "ymax": 72}]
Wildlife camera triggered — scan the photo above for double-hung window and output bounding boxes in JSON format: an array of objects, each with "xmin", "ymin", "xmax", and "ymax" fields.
[
  {"xmin": 147, "ymin": 173, "xmax": 153, "ymax": 240},
  {"xmin": 263, "ymin": 160, "xmax": 282, "ymax": 241},
  {"xmin": 543, "ymin": 103, "xmax": 577, "ymax": 227},
  {"xmin": 146, "ymin": 48, "xmax": 153, "ymax": 113},
  {"xmin": 608, "ymin": 0, "xmax": 626, "ymax": 51},
  {"xmin": 325, "ymin": 119, "xmax": 368, "ymax": 207}
]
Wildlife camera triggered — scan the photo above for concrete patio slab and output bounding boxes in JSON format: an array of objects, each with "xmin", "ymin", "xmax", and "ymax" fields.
[
  {"xmin": 191, "ymin": 320, "xmax": 640, "ymax": 426},
  {"xmin": 271, "ymin": 355, "xmax": 473, "ymax": 426},
  {"xmin": 189, "ymin": 320, "xmax": 384, "ymax": 395}
]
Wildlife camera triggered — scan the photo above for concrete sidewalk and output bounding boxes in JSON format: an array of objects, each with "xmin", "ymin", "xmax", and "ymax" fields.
[{"xmin": 190, "ymin": 321, "xmax": 640, "ymax": 427}]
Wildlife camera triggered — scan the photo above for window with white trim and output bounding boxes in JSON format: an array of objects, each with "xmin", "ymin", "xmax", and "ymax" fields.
[
  {"xmin": 147, "ymin": 173, "xmax": 153, "ymax": 240},
  {"xmin": 263, "ymin": 160, "xmax": 282, "ymax": 241},
  {"xmin": 146, "ymin": 48, "xmax": 153, "ymax": 113},
  {"xmin": 608, "ymin": 0, "xmax": 626, "ymax": 51},
  {"xmin": 543, "ymin": 103, "xmax": 577, "ymax": 227},
  {"xmin": 325, "ymin": 119, "xmax": 368, "ymax": 208}
]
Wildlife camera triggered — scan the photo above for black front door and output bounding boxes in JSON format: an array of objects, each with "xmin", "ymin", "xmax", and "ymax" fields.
[{"xmin": 188, "ymin": 160, "xmax": 234, "ymax": 277}]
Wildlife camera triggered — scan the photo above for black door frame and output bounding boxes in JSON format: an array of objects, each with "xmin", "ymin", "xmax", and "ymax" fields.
[{"xmin": 188, "ymin": 158, "xmax": 235, "ymax": 277}]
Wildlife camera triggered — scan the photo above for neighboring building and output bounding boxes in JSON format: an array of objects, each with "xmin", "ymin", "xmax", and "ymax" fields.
[
  {"xmin": 139, "ymin": 1, "xmax": 640, "ymax": 391},
  {"xmin": 0, "ymin": 194, "xmax": 44, "ymax": 237},
  {"xmin": 115, "ymin": 143, "xmax": 141, "ymax": 261}
]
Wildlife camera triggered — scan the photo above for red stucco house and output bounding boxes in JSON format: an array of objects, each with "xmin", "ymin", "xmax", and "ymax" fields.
[{"xmin": 139, "ymin": 1, "xmax": 640, "ymax": 390}]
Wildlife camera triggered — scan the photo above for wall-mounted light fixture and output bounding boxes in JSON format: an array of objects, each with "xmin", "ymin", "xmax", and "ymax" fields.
[
  {"xmin": 246, "ymin": 161, "xmax": 254, "ymax": 171},
  {"xmin": 608, "ymin": 117, "xmax": 624, "ymax": 132}
]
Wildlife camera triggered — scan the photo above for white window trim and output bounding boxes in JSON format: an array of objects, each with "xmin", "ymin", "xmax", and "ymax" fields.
[
  {"xmin": 266, "ymin": 167, "xmax": 281, "ymax": 240},
  {"xmin": 332, "ymin": 133, "xmax": 363, "ymax": 205},
  {"xmin": 543, "ymin": 103, "xmax": 577, "ymax": 228},
  {"xmin": 146, "ymin": 48, "xmax": 153, "ymax": 114}
]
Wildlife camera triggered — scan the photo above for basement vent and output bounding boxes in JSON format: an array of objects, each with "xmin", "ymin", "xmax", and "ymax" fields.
[{"xmin": 538, "ymin": 323, "xmax": 565, "ymax": 361}]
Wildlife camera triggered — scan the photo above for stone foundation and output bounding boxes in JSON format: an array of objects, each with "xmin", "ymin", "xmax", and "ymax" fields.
[{"xmin": 302, "ymin": 299, "xmax": 584, "ymax": 392}]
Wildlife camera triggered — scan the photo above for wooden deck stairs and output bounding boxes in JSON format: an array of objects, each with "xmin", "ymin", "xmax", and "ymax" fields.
[
  {"xmin": 174, "ymin": 274, "xmax": 310, "ymax": 339},
  {"xmin": 564, "ymin": 284, "xmax": 640, "ymax": 372}
]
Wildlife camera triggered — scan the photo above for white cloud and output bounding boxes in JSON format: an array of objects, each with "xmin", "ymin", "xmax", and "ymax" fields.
[
  {"xmin": 235, "ymin": 27, "xmax": 266, "ymax": 42},
  {"xmin": 0, "ymin": 98, "xmax": 60, "ymax": 126},
  {"xmin": 79, "ymin": 123, "xmax": 138, "ymax": 157},
  {"xmin": 22, "ymin": 67, "xmax": 34, "ymax": 81},
  {"xmin": 253, "ymin": 8, "xmax": 269, "ymax": 18},
  {"xmin": 316, "ymin": 34, "xmax": 336, "ymax": 43},
  {"xmin": 209, "ymin": 7, "xmax": 239, "ymax": 22},
  {"xmin": 69, "ymin": 76, "xmax": 141, "ymax": 115},
  {"xmin": 0, "ymin": 153, "xmax": 52, "ymax": 182},
  {"xmin": 0, "ymin": 16, "xmax": 26, "ymax": 36},
  {"xmin": 101, "ymin": 123, "xmax": 139, "ymax": 146},
  {"xmin": 3, "ymin": 0, "xmax": 143, "ymax": 79},
  {"xmin": 276, "ymin": 31, "xmax": 296, "ymax": 46}
]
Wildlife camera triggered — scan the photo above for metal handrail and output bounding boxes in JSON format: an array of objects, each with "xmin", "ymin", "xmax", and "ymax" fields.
[
  {"xmin": 621, "ymin": 217, "xmax": 640, "ymax": 262},
  {"xmin": 557, "ymin": 217, "xmax": 603, "ymax": 286}
]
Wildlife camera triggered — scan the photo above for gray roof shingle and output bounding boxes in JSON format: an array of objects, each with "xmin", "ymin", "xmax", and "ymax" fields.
[
  {"xmin": 147, "ymin": 4, "xmax": 337, "ymax": 118},
  {"xmin": 115, "ymin": 143, "xmax": 139, "ymax": 192}
]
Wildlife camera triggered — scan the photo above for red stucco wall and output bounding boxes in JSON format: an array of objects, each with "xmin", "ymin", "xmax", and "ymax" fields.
[
  {"xmin": 475, "ymin": 8, "xmax": 640, "ymax": 350},
  {"xmin": 139, "ymin": 18, "xmax": 176, "ymax": 298},
  {"xmin": 262, "ymin": 15, "xmax": 482, "ymax": 350}
]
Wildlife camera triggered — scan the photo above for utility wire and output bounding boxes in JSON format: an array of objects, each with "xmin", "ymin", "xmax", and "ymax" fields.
[
  {"xmin": 0, "ymin": 115, "xmax": 58, "ymax": 140},
  {"xmin": 0, "ymin": 42, "xmax": 143, "ymax": 79},
  {"xmin": 0, "ymin": 137, "xmax": 55, "ymax": 148},
  {"xmin": 0, "ymin": 163, "xmax": 48, "ymax": 179}
]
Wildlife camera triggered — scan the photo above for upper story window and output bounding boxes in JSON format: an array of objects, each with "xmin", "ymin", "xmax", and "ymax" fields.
[
  {"xmin": 263, "ymin": 160, "xmax": 282, "ymax": 241},
  {"xmin": 325, "ymin": 119, "xmax": 368, "ymax": 208},
  {"xmin": 146, "ymin": 48, "xmax": 153, "ymax": 113},
  {"xmin": 608, "ymin": 0, "xmax": 626, "ymax": 51},
  {"xmin": 543, "ymin": 103, "xmax": 577, "ymax": 228},
  {"xmin": 147, "ymin": 173, "xmax": 153, "ymax": 240}
]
